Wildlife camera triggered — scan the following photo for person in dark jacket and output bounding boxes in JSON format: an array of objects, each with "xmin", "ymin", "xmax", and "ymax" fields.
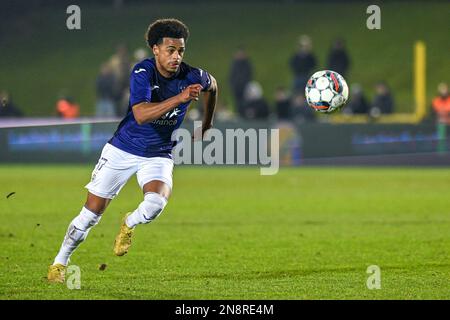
[
  {"xmin": 289, "ymin": 35, "xmax": 317, "ymax": 94},
  {"xmin": 229, "ymin": 47, "xmax": 253, "ymax": 116},
  {"xmin": 95, "ymin": 63, "xmax": 117, "ymax": 117},
  {"xmin": 0, "ymin": 91, "xmax": 23, "ymax": 117},
  {"xmin": 327, "ymin": 38, "xmax": 350, "ymax": 78},
  {"xmin": 291, "ymin": 92, "xmax": 316, "ymax": 123},
  {"xmin": 274, "ymin": 86, "xmax": 292, "ymax": 121},
  {"xmin": 371, "ymin": 82, "xmax": 394, "ymax": 116},
  {"xmin": 345, "ymin": 84, "xmax": 369, "ymax": 115},
  {"xmin": 241, "ymin": 81, "xmax": 270, "ymax": 120}
]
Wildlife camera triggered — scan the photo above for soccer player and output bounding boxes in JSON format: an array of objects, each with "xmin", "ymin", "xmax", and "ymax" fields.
[{"xmin": 48, "ymin": 18, "xmax": 218, "ymax": 283}]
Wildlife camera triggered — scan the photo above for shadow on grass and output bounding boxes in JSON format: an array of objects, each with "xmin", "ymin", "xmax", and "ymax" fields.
[{"xmin": 160, "ymin": 262, "xmax": 450, "ymax": 281}]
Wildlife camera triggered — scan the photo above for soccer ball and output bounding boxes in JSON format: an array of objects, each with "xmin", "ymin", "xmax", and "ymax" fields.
[{"xmin": 305, "ymin": 70, "xmax": 349, "ymax": 113}]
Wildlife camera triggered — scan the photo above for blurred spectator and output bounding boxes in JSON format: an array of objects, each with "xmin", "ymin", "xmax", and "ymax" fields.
[
  {"xmin": 289, "ymin": 35, "xmax": 317, "ymax": 94},
  {"xmin": 344, "ymin": 83, "xmax": 369, "ymax": 115},
  {"xmin": 274, "ymin": 86, "xmax": 291, "ymax": 121},
  {"xmin": 0, "ymin": 91, "xmax": 23, "ymax": 117},
  {"xmin": 241, "ymin": 81, "xmax": 270, "ymax": 120},
  {"xmin": 56, "ymin": 94, "xmax": 80, "ymax": 119},
  {"xmin": 327, "ymin": 38, "xmax": 350, "ymax": 78},
  {"xmin": 370, "ymin": 82, "xmax": 394, "ymax": 116},
  {"xmin": 109, "ymin": 44, "xmax": 131, "ymax": 114},
  {"xmin": 229, "ymin": 47, "xmax": 253, "ymax": 115},
  {"xmin": 214, "ymin": 102, "xmax": 236, "ymax": 122},
  {"xmin": 291, "ymin": 92, "xmax": 316, "ymax": 123},
  {"xmin": 432, "ymin": 82, "xmax": 450, "ymax": 123},
  {"xmin": 132, "ymin": 47, "xmax": 148, "ymax": 66},
  {"xmin": 95, "ymin": 63, "xmax": 116, "ymax": 117},
  {"xmin": 187, "ymin": 98, "xmax": 235, "ymax": 122}
]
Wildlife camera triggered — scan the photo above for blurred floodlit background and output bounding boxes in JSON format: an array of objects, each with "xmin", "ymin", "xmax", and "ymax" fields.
[{"xmin": 0, "ymin": 0, "xmax": 449, "ymax": 165}]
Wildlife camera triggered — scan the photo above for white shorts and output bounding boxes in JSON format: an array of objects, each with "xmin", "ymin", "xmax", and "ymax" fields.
[{"xmin": 85, "ymin": 143, "xmax": 174, "ymax": 199}]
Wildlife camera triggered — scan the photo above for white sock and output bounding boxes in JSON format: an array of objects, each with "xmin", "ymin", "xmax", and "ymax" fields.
[
  {"xmin": 126, "ymin": 192, "xmax": 167, "ymax": 228},
  {"xmin": 53, "ymin": 207, "xmax": 101, "ymax": 266}
]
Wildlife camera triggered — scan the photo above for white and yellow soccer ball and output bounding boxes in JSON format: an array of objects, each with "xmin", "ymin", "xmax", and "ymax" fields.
[{"xmin": 305, "ymin": 70, "xmax": 349, "ymax": 113}]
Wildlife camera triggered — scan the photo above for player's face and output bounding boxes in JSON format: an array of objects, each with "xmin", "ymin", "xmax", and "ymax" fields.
[{"xmin": 153, "ymin": 37, "xmax": 185, "ymax": 76}]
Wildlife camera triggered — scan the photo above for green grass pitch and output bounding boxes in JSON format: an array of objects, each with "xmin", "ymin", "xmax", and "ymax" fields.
[{"xmin": 0, "ymin": 165, "xmax": 449, "ymax": 299}]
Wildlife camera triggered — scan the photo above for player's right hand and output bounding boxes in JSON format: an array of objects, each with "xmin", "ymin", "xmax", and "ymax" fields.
[{"xmin": 179, "ymin": 84, "xmax": 203, "ymax": 103}]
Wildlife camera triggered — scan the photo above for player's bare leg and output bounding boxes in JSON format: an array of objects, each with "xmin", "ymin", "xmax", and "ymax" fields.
[
  {"xmin": 47, "ymin": 193, "xmax": 110, "ymax": 283},
  {"xmin": 113, "ymin": 180, "xmax": 171, "ymax": 256}
]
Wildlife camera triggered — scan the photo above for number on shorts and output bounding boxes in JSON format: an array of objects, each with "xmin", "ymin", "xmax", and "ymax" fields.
[{"xmin": 91, "ymin": 157, "xmax": 108, "ymax": 181}]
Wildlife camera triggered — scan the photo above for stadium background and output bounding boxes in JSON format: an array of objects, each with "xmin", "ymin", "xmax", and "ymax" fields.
[
  {"xmin": 0, "ymin": 0, "xmax": 449, "ymax": 115},
  {"xmin": 0, "ymin": 0, "xmax": 449, "ymax": 300}
]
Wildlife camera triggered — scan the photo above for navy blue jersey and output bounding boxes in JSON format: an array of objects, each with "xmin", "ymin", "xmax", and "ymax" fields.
[{"xmin": 109, "ymin": 58, "xmax": 211, "ymax": 158}]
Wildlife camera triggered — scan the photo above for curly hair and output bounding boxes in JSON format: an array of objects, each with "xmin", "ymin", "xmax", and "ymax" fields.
[{"xmin": 145, "ymin": 18, "xmax": 189, "ymax": 48}]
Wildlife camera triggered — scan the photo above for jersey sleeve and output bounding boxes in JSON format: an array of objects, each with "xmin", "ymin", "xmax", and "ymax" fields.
[
  {"xmin": 129, "ymin": 65, "xmax": 153, "ymax": 106},
  {"xmin": 191, "ymin": 67, "xmax": 212, "ymax": 92}
]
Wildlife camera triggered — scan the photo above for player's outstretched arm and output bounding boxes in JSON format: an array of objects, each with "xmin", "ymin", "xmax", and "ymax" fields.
[
  {"xmin": 132, "ymin": 84, "xmax": 203, "ymax": 125},
  {"xmin": 201, "ymin": 75, "xmax": 218, "ymax": 135}
]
